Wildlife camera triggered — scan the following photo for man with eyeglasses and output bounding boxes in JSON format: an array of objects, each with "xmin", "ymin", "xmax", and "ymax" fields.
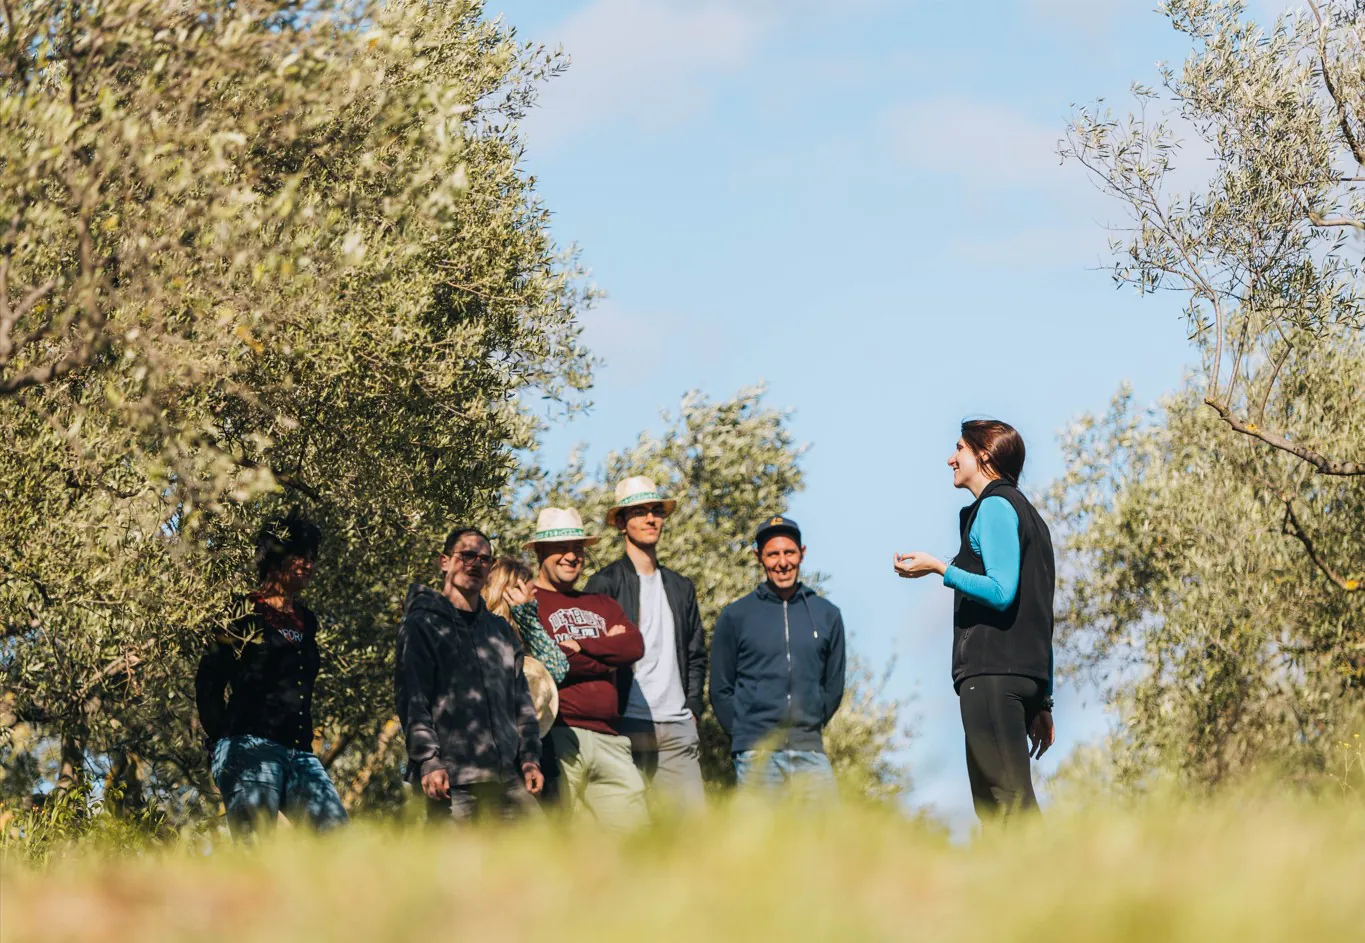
[
  {"xmin": 585, "ymin": 476, "xmax": 707, "ymax": 811},
  {"xmin": 395, "ymin": 526, "xmax": 545, "ymax": 822},
  {"xmin": 525, "ymin": 506, "xmax": 649, "ymax": 831}
]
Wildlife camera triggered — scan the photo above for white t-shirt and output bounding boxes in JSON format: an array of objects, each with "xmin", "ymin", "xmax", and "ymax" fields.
[{"xmin": 624, "ymin": 570, "xmax": 691, "ymax": 722}]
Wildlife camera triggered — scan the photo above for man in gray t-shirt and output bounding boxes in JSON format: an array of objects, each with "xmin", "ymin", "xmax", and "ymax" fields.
[{"xmin": 584, "ymin": 476, "xmax": 707, "ymax": 810}]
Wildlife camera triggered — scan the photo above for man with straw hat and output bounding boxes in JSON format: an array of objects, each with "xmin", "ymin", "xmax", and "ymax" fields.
[
  {"xmin": 525, "ymin": 507, "xmax": 649, "ymax": 831},
  {"xmin": 585, "ymin": 476, "xmax": 706, "ymax": 810},
  {"xmin": 395, "ymin": 526, "xmax": 545, "ymax": 822}
]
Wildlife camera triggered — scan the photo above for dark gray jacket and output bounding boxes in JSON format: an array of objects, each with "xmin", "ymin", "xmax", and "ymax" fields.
[
  {"xmin": 395, "ymin": 584, "xmax": 540, "ymax": 786},
  {"xmin": 584, "ymin": 556, "xmax": 708, "ymax": 718}
]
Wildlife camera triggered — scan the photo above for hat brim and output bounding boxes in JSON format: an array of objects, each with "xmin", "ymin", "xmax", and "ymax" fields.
[
  {"xmin": 606, "ymin": 497, "xmax": 678, "ymax": 529},
  {"xmin": 521, "ymin": 534, "xmax": 602, "ymax": 551},
  {"xmin": 522, "ymin": 657, "xmax": 559, "ymax": 738}
]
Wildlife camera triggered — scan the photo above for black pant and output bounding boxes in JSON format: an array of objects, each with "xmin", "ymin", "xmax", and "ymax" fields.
[{"xmin": 958, "ymin": 674, "xmax": 1045, "ymax": 818}]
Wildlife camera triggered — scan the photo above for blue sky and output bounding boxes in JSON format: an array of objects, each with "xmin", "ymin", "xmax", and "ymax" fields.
[{"xmin": 487, "ymin": 0, "xmax": 1294, "ymax": 831}]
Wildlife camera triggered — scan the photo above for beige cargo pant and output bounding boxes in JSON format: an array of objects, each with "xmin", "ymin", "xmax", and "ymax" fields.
[{"xmin": 549, "ymin": 725, "xmax": 649, "ymax": 832}]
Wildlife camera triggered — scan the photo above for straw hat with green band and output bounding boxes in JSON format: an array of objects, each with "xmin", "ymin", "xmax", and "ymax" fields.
[
  {"xmin": 605, "ymin": 476, "xmax": 678, "ymax": 528},
  {"xmin": 522, "ymin": 656, "xmax": 559, "ymax": 737},
  {"xmin": 522, "ymin": 507, "xmax": 601, "ymax": 551}
]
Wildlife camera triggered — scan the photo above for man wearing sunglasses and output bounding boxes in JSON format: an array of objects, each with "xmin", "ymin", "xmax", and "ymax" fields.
[
  {"xmin": 585, "ymin": 476, "xmax": 707, "ymax": 811},
  {"xmin": 395, "ymin": 526, "xmax": 545, "ymax": 822}
]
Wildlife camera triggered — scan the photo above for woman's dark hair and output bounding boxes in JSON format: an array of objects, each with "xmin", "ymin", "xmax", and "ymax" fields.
[
  {"xmin": 256, "ymin": 511, "xmax": 322, "ymax": 581},
  {"xmin": 960, "ymin": 419, "xmax": 1026, "ymax": 485}
]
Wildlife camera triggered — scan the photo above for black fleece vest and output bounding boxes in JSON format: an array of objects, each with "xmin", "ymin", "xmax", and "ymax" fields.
[{"xmin": 950, "ymin": 480, "xmax": 1055, "ymax": 692}]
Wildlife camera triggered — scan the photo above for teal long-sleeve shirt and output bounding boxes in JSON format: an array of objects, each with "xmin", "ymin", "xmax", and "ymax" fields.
[{"xmin": 942, "ymin": 496, "xmax": 1020, "ymax": 611}]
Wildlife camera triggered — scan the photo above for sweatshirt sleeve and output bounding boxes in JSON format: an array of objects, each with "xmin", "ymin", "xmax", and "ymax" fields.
[
  {"xmin": 821, "ymin": 610, "xmax": 846, "ymax": 725},
  {"xmin": 575, "ymin": 600, "xmax": 644, "ymax": 666},
  {"xmin": 194, "ymin": 635, "xmax": 234, "ymax": 747},
  {"xmin": 709, "ymin": 607, "xmax": 737, "ymax": 735},
  {"xmin": 511, "ymin": 602, "xmax": 570, "ymax": 683},
  {"xmin": 509, "ymin": 635, "xmax": 542, "ymax": 770},
  {"xmin": 394, "ymin": 614, "xmax": 444, "ymax": 777},
  {"xmin": 943, "ymin": 496, "xmax": 1020, "ymax": 611},
  {"xmin": 563, "ymin": 649, "xmax": 615, "ymax": 681}
]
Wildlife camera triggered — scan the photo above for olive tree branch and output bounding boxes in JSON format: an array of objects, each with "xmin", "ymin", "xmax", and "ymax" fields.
[
  {"xmin": 1307, "ymin": 0, "xmax": 1365, "ymax": 168},
  {"xmin": 1276, "ymin": 489, "xmax": 1359, "ymax": 591},
  {"xmin": 1207, "ymin": 398, "xmax": 1364, "ymax": 475},
  {"xmin": 1254, "ymin": 335, "xmax": 1294, "ymax": 426},
  {"xmin": 0, "ymin": 183, "xmax": 105, "ymax": 396},
  {"xmin": 1306, "ymin": 209, "xmax": 1365, "ymax": 230}
]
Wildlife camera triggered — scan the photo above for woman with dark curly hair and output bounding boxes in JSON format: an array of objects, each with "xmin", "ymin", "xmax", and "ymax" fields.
[{"xmin": 196, "ymin": 512, "xmax": 347, "ymax": 835}]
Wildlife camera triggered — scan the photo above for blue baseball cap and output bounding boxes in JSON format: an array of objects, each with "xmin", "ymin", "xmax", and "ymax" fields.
[{"xmin": 755, "ymin": 515, "xmax": 802, "ymax": 550}]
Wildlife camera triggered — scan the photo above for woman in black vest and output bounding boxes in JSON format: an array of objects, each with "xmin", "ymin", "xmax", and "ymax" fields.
[{"xmin": 894, "ymin": 419, "xmax": 1056, "ymax": 818}]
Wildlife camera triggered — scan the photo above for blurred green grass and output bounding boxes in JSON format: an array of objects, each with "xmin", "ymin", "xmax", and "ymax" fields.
[{"xmin": 4, "ymin": 793, "xmax": 1365, "ymax": 943}]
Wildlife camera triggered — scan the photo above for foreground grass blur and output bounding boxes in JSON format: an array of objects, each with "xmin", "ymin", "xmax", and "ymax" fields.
[{"xmin": 4, "ymin": 791, "xmax": 1365, "ymax": 943}]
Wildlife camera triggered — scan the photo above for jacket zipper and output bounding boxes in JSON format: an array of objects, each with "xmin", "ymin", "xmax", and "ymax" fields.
[{"xmin": 782, "ymin": 599, "xmax": 793, "ymax": 721}]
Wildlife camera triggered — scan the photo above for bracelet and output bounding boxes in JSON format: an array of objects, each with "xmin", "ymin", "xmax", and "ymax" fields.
[{"xmin": 1040, "ymin": 696, "xmax": 1054, "ymax": 712}]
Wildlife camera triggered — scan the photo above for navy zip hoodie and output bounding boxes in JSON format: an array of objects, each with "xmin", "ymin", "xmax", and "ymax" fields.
[{"xmin": 709, "ymin": 582, "xmax": 846, "ymax": 753}]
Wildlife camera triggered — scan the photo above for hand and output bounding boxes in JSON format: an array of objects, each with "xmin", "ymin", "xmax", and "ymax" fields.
[
  {"xmin": 506, "ymin": 579, "xmax": 536, "ymax": 608},
  {"xmin": 421, "ymin": 766, "xmax": 450, "ymax": 801},
  {"xmin": 893, "ymin": 552, "xmax": 946, "ymax": 579},
  {"xmin": 1029, "ymin": 711, "xmax": 1055, "ymax": 759},
  {"xmin": 522, "ymin": 763, "xmax": 544, "ymax": 796},
  {"xmin": 606, "ymin": 624, "xmax": 626, "ymax": 637},
  {"xmin": 559, "ymin": 637, "xmax": 581, "ymax": 653}
]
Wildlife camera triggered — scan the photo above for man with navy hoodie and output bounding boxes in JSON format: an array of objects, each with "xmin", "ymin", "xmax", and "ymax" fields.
[{"xmin": 709, "ymin": 516, "xmax": 846, "ymax": 792}]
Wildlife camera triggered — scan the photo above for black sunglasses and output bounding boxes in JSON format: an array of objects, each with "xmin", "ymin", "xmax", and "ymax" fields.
[{"xmin": 454, "ymin": 550, "xmax": 494, "ymax": 567}]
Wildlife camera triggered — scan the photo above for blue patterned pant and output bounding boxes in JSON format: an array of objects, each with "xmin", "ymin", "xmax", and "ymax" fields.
[{"xmin": 211, "ymin": 734, "xmax": 348, "ymax": 835}]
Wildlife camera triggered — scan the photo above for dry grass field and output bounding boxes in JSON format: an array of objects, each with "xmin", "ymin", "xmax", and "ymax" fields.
[{"xmin": 4, "ymin": 791, "xmax": 1365, "ymax": 943}]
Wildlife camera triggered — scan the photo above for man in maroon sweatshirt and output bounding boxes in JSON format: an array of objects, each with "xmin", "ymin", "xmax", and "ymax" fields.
[{"xmin": 525, "ymin": 507, "xmax": 648, "ymax": 831}]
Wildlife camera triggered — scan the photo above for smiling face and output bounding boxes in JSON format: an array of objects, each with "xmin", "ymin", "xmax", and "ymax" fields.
[
  {"xmin": 948, "ymin": 437, "xmax": 995, "ymax": 492},
  {"xmin": 537, "ymin": 540, "xmax": 588, "ymax": 592},
  {"xmin": 618, "ymin": 502, "xmax": 667, "ymax": 548},
  {"xmin": 756, "ymin": 534, "xmax": 804, "ymax": 592},
  {"xmin": 440, "ymin": 533, "xmax": 493, "ymax": 597}
]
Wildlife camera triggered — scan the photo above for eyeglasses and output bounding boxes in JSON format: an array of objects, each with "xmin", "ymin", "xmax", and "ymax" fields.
[
  {"xmin": 624, "ymin": 503, "xmax": 667, "ymax": 520},
  {"xmin": 454, "ymin": 550, "xmax": 494, "ymax": 568}
]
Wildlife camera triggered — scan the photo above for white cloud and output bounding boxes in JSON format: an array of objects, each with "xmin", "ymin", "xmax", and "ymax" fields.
[
  {"xmin": 517, "ymin": 0, "xmax": 896, "ymax": 148},
  {"xmin": 522, "ymin": 0, "xmax": 761, "ymax": 146},
  {"xmin": 880, "ymin": 97, "xmax": 1067, "ymax": 188}
]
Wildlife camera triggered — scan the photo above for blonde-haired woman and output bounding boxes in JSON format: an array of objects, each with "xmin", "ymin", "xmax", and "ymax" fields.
[
  {"xmin": 483, "ymin": 557, "xmax": 569, "ymax": 804},
  {"xmin": 482, "ymin": 557, "xmax": 569, "ymax": 684}
]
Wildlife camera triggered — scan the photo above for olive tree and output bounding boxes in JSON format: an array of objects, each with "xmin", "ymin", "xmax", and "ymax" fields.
[
  {"xmin": 1062, "ymin": 0, "xmax": 1364, "ymax": 593},
  {"xmin": 1049, "ymin": 339, "xmax": 1364, "ymax": 788},
  {"xmin": 0, "ymin": 0, "xmax": 591, "ymax": 814}
]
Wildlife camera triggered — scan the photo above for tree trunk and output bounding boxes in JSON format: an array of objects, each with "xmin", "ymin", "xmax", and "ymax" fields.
[
  {"xmin": 105, "ymin": 748, "xmax": 146, "ymax": 817},
  {"xmin": 343, "ymin": 716, "xmax": 402, "ymax": 809},
  {"xmin": 53, "ymin": 732, "xmax": 85, "ymax": 800}
]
